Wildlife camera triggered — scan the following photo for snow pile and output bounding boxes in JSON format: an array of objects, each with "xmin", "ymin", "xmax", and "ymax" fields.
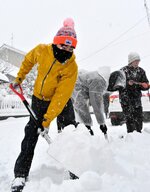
[{"xmin": 0, "ymin": 117, "xmax": 150, "ymax": 192}]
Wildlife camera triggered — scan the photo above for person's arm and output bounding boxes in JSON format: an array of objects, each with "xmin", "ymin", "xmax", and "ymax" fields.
[
  {"xmin": 42, "ymin": 62, "xmax": 78, "ymax": 127},
  {"xmin": 139, "ymin": 70, "xmax": 149, "ymax": 90},
  {"xmin": 15, "ymin": 44, "xmax": 43, "ymax": 84},
  {"xmin": 128, "ymin": 70, "xmax": 149, "ymax": 90}
]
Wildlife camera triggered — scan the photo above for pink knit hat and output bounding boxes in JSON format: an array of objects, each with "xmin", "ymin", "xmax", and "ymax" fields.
[{"xmin": 53, "ymin": 18, "xmax": 77, "ymax": 48}]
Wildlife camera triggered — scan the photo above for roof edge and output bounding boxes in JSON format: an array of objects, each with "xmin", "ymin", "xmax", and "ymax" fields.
[{"xmin": 0, "ymin": 44, "xmax": 26, "ymax": 55}]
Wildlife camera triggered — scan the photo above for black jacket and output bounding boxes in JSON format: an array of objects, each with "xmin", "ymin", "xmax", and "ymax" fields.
[{"xmin": 119, "ymin": 65, "xmax": 149, "ymax": 106}]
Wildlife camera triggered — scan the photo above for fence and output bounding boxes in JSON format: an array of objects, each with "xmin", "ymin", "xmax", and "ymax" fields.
[{"xmin": 0, "ymin": 95, "xmax": 30, "ymax": 118}]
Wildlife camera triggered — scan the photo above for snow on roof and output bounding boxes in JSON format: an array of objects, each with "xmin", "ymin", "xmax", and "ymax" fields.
[
  {"xmin": 0, "ymin": 72, "xmax": 9, "ymax": 82},
  {"xmin": 0, "ymin": 44, "xmax": 26, "ymax": 55},
  {"xmin": 8, "ymin": 66, "xmax": 19, "ymax": 77},
  {"xmin": 0, "ymin": 58, "xmax": 19, "ymax": 77}
]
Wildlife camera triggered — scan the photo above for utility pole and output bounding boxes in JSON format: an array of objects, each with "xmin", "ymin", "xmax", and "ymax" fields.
[{"xmin": 144, "ymin": 0, "xmax": 150, "ymax": 26}]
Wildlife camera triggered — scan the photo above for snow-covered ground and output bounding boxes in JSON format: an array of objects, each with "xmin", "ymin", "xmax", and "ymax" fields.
[{"xmin": 1, "ymin": 115, "xmax": 150, "ymax": 192}]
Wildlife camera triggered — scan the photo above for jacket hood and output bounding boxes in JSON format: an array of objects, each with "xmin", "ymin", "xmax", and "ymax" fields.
[{"xmin": 97, "ymin": 66, "xmax": 111, "ymax": 83}]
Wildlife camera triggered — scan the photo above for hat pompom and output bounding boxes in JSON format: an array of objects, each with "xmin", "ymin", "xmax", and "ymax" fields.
[{"xmin": 63, "ymin": 18, "xmax": 74, "ymax": 28}]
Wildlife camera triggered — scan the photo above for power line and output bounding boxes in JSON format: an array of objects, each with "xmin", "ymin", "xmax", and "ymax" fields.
[
  {"xmin": 105, "ymin": 30, "xmax": 150, "ymax": 48},
  {"xmin": 79, "ymin": 16, "xmax": 146, "ymax": 64}
]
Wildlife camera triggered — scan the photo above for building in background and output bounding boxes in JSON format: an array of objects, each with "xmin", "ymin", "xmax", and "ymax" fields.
[
  {"xmin": 0, "ymin": 72, "xmax": 9, "ymax": 83},
  {"xmin": 0, "ymin": 43, "xmax": 37, "ymax": 98},
  {"xmin": 0, "ymin": 44, "xmax": 30, "ymax": 119},
  {"xmin": 0, "ymin": 44, "xmax": 25, "ymax": 67},
  {"xmin": 0, "ymin": 44, "xmax": 26, "ymax": 82}
]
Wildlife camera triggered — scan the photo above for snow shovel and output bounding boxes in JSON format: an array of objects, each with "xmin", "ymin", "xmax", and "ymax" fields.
[
  {"xmin": 9, "ymin": 83, "xmax": 79, "ymax": 179},
  {"xmin": 9, "ymin": 83, "xmax": 51, "ymax": 144}
]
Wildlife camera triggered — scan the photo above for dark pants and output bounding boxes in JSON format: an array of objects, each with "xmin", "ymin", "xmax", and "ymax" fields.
[
  {"xmin": 103, "ymin": 93, "xmax": 110, "ymax": 118},
  {"xmin": 14, "ymin": 95, "xmax": 50, "ymax": 178},
  {"xmin": 121, "ymin": 104, "xmax": 143, "ymax": 133},
  {"xmin": 57, "ymin": 99, "xmax": 95, "ymax": 135},
  {"xmin": 57, "ymin": 98, "xmax": 78, "ymax": 132}
]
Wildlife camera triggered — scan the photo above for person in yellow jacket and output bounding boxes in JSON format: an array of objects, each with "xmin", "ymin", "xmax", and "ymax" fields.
[{"xmin": 11, "ymin": 18, "xmax": 78, "ymax": 192}]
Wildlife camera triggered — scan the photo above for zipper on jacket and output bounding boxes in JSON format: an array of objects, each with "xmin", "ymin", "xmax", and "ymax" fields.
[{"xmin": 40, "ymin": 59, "xmax": 57, "ymax": 97}]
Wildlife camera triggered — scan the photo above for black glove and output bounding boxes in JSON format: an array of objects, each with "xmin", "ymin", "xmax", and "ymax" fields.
[
  {"xmin": 100, "ymin": 124, "xmax": 107, "ymax": 134},
  {"xmin": 38, "ymin": 127, "xmax": 49, "ymax": 137}
]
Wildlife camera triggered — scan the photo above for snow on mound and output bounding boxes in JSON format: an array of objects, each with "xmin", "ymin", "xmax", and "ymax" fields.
[{"xmin": 47, "ymin": 124, "xmax": 150, "ymax": 181}]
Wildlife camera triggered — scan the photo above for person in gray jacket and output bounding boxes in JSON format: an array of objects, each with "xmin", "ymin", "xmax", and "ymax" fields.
[{"xmin": 72, "ymin": 66, "xmax": 111, "ymax": 136}]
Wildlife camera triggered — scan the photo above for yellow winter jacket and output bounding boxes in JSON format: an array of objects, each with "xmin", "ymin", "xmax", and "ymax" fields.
[{"xmin": 15, "ymin": 44, "xmax": 78, "ymax": 127}]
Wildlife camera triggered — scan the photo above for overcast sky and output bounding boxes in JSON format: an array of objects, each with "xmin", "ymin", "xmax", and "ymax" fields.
[{"xmin": 0, "ymin": 0, "xmax": 150, "ymax": 72}]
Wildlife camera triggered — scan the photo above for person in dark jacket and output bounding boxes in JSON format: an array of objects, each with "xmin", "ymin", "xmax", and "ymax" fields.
[{"xmin": 118, "ymin": 52, "xmax": 149, "ymax": 133}]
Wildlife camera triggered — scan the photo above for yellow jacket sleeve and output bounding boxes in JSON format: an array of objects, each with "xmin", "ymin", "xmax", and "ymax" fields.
[
  {"xmin": 15, "ymin": 44, "xmax": 43, "ymax": 84},
  {"xmin": 43, "ymin": 62, "xmax": 78, "ymax": 127}
]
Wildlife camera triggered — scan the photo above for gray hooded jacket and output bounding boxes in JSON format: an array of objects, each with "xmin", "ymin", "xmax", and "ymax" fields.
[{"xmin": 72, "ymin": 67, "xmax": 110, "ymax": 126}]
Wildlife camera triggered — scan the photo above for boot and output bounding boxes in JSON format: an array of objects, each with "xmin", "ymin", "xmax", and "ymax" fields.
[
  {"xmin": 58, "ymin": 129, "xmax": 62, "ymax": 133},
  {"xmin": 11, "ymin": 177, "xmax": 26, "ymax": 192},
  {"xmin": 74, "ymin": 121, "xmax": 80, "ymax": 128}
]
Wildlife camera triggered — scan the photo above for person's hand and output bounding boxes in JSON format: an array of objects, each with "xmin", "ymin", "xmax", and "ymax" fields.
[
  {"xmin": 141, "ymin": 82, "xmax": 149, "ymax": 89},
  {"xmin": 11, "ymin": 81, "xmax": 20, "ymax": 89},
  {"xmin": 100, "ymin": 124, "xmax": 107, "ymax": 134},
  {"xmin": 128, "ymin": 80, "xmax": 134, "ymax": 86},
  {"xmin": 39, "ymin": 127, "xmax": 49, "ymax": 137}
]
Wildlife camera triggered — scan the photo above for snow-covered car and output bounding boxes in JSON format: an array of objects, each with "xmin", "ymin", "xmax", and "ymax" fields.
[{"xmin": 109, "ymin": 91, "xmax": 150, "ymax": 125}]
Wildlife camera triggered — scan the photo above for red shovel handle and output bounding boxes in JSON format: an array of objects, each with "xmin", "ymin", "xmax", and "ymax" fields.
[{"xmin": 9, "ymin": 83, "xmax": 25, "ymax": 101}]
